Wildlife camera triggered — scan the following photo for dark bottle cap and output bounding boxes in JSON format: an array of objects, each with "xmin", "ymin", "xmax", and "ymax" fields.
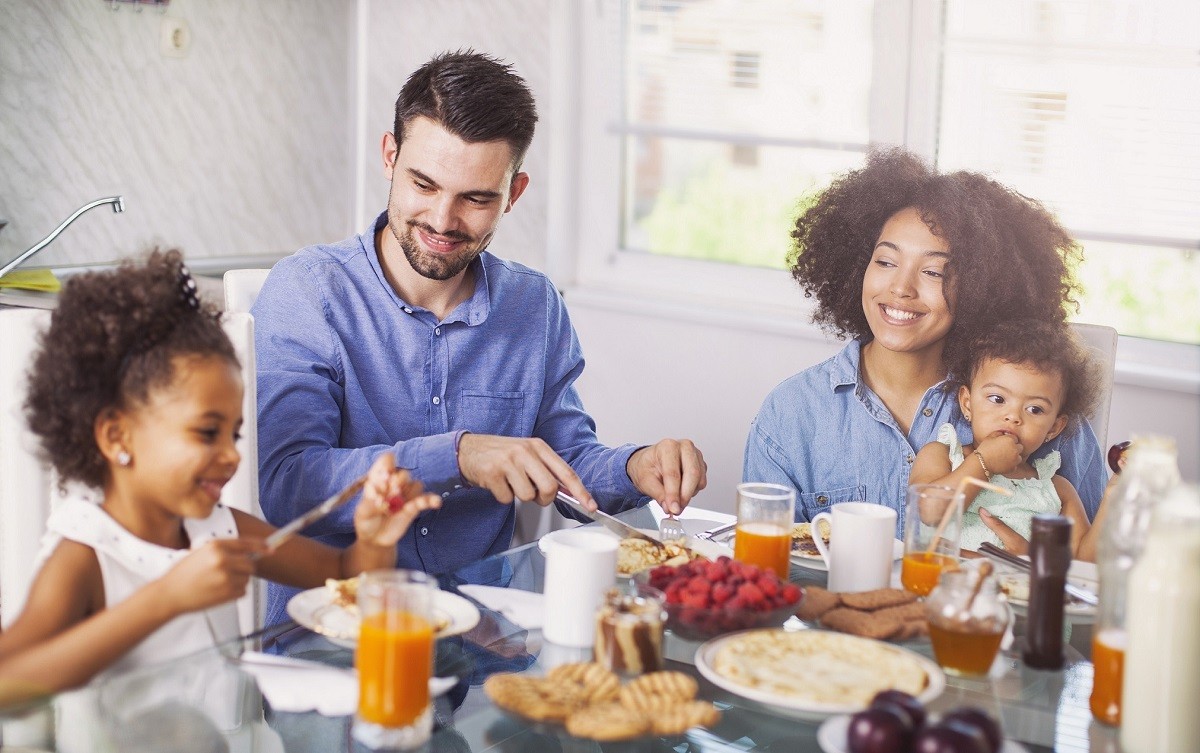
[{"xmin": 1030, "ymin": 514, "xmax": 1071, "ymax": 546}]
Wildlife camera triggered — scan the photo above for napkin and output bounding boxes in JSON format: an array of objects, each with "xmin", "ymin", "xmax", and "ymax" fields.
[
  {"xmin": 458, "ymin": 585, "xmax": 545, "ymax": 629},
  {"xmin": 235, "ymin": 652, "xmax": 357, "ymax": 717},
  {"xmin": 0, "ymin": 269, "xmax": 61, "ymax": 292}
]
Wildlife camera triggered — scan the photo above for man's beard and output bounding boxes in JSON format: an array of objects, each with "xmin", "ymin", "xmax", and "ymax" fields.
[{"xmin": 395, "ymin": 218, "xmax": 484, "ymax": 281}]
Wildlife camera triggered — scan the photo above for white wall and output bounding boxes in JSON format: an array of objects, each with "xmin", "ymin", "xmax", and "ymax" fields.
[{"xmin": 570, "ymin": 293, "xmax": 1200, "ymax": 516}]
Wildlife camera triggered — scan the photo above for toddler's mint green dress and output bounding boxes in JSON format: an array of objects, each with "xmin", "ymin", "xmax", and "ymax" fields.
[{"xmin": 936, "ymin": 423, "xmax": 1064, "ymax": 550}]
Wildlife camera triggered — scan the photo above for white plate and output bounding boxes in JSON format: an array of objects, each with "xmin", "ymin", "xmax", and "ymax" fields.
[
  {"xmin": 995, "ymin": 559, "xmax": 1097, "ymax": 623},
  {"xmin": 286, "ymin": 587, "xmax": 481, "ymax": 649},
  {"xmin": 694, "ymin": 629, "xmax": 945, "ymax": 721},
  {"xmin": 537, "ymin": 527, "xmax": 729, "ymax": 563},
  {"xmin": 817, "ymin": 714, "xmax": 1030, "ymax": 753},
  {"xmin": 791, "ymin": 538, "xmax": 905, "ymax": 572}
]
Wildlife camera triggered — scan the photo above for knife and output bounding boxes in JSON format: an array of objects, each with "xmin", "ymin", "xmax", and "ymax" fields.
[
  {"xmin": 694, "ymin": 521, "xmax": 737, "ymax": 542},
  {"xmin": 555, "ymin": 490, "xmax": 667, "ymax": 550},
  {"xmin": 262, "ymin": 475, "xmax": 368, "ymax": 554},
  {"xmin": 977, "ymin": 542, "xmax": 1098, "ymax": 606}
]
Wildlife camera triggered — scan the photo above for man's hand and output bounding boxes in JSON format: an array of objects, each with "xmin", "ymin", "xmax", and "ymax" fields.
[
  {"xmin": 979, "ymin": 508, "xmax": 1030, "ymax": 555},
  {"xmin": 457, "ymin": 434, "xmax": 595, "ymax": 509},
  {"xmin": 627, "ymin": 439, "xmax": 707, "ymax": 515}
]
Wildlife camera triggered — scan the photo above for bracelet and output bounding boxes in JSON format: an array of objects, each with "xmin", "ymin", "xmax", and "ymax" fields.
[{"xmin": 973, "ymin": 450, "xmax": 992, "ymax": 481}]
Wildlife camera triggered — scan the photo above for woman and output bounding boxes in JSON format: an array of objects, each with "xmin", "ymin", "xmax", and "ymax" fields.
[{"xmin": 743, "ymin": 149, "xmax": 1106, "ymax": 549}]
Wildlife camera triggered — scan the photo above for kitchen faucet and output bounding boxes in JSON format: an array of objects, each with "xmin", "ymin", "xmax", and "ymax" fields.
[{"xmin": 0, "ymin": 196, "xmax": 125, "ymax": 278}]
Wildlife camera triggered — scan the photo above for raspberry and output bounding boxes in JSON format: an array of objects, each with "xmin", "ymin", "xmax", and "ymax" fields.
[
  {"xmin": 759, "ymin": 578, "xmax": 779, "ymax": 598},
  {"xmin": 680, "ymin": 591, "xmax": 710, "ymax": 609},
  {"xmin": 711, "ymin": 583, "xmax": 735, "ymax": 604},
  {"xmin": 736, "ymin": 582, "xmax": 765, "ymax": 605},
  {"xmin": 685, "ymin": 577, "xmax": 710, "ymax": 595},
  {"xmin": 782, "ymin": 584, "xmax": 801, "ymax": 603},
  {"xmin": 704, "ymin": 561, "xmax": 728, "ymax": 581}
]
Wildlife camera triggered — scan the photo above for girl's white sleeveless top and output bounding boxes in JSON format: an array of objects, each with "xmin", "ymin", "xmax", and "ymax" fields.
[{"xmin": 32, "ymin": 498, "xmax": 242, "ymax": 680}]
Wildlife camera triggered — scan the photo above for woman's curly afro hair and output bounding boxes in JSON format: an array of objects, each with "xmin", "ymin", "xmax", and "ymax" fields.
[
  {"xmin": 951, "ymin": 319, "xmax": 1103, "ymax": 433},
  {"xmin": 24, "ymin": 249, "xmax": 238, "ymax": 489},
  {"xmin": 789, "ymin": 149, "xmax": 1082, "ymax": 370}
]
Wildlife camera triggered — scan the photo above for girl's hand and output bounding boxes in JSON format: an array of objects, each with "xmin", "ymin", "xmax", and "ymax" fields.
[
  {"xmin": 353, "ymin": 452, "xmax": 441, "ymax": 548},
  {"xmin": 976, "ymin": 432, "xmax": 1024, "ymax": 476},
  {"xmin": 157, "ymin": 538, "xmax": 265, "ymax": 616}
]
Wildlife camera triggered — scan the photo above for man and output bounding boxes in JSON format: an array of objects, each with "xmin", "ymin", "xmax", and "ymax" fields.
[{"xmin": 253, "ymin": 50, "xmax": 707, "ymax": 625}]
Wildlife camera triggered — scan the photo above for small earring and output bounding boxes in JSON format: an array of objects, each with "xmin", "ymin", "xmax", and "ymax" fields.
[{"xmin": 117, "ymin": 450, "xmax": 131, "ymax": 467}]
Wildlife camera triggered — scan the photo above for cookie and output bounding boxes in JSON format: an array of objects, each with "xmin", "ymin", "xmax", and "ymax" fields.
[
  {"xmin": 545, "ymin": 662, "xmax": 620, "ymax": 704},
  {"xmin": 618, "ymin": 670, "xmax": 698, "ymax": 710},
  {"xmin": 565, "ymin": 702, "xmax": 651, "ymax": 741},
  {"xmin": 651, "ymin": 700, "xmax": 722, "ymax": 735},
  {"xmin": 795, "ymin": 585, "xmax": 841, "ymax": 621},
  {"xmin": 874, "ymin": 601, "xmax": 927, "ymax": 623},
  {"xmin": 895, "ymin": 619, "xmax": 930, "ymax": 641},
  {"xmin": 821, "ymin": 607, "xmax": 903, "ymax": 640},
  {"xmin": 483, "ymin": 674, "xmax": 582, "ymax": 722},
  {"xmin": 840, "ymin": 588, "xmax": 916, "ymax": 611}
]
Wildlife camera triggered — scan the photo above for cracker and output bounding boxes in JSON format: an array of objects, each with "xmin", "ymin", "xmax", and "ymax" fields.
[
  {"xmin": 651, "ymin": 700, "xmax": 722, "ymax": 735},
  {"xmin": 545, "ymin": 662, "xmax": 620, "ymax": 704},
  {"xmin": 840, "ymin": 588, "xmax": 916, "ymax": 611},
  {"xmin": 821, "ymin": 607, "xmax": 903, "ymax": 640},
  {"xmin": 618, "ymin": 671, "xmax": 698, "ymax": 709},
  {"xmin": 795, "ymin": 585, "xmax": 841, "ymax": 621},
  {"xmin": 484, "ymin": 674, "xmax": 583, "ymax": 723},
  {"xmin": 565, "ymin": 702, "xmax": 650, "ymax": 741}
]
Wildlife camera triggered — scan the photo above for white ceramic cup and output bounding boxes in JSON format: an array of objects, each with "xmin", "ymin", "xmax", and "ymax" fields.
[
  {"xmin": 541, "ymin": 528, "xmax": 618, "ymax": 647},
  {"xmin": 811, "ymin": 502, "xmax": 898, "ymax": 593}
]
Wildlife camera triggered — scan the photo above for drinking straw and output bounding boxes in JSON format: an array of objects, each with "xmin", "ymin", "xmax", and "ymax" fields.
[{"xmin": 926, "ymin": 477, "xmax": 1012, "ymax": 554}]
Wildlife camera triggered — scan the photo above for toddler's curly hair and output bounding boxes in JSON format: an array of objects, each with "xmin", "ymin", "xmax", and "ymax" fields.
[
  {"xmin": 24, "ymin": 249, "xmax": 238, "ymax": 489},
  {"xmin": 951, "ymin": 319, "xmax": 1103, "ymax": 431},
  {"xmin": 789, "ymin": 149, "xmax": 1082, "ymax": 370}
]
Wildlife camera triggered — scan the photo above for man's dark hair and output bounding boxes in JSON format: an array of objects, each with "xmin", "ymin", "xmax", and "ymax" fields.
[{"xmin": 394, "ymin": 49, "xmax": 538, "ymax": 172}]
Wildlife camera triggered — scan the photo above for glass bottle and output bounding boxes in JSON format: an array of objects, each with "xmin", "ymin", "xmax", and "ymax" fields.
[
  {"xmin": 1090, "ymin": 436, "xmax": 1180, "ymax": 724},
  {"xmin": 926, "ymin": 567, "xmax": 1012, "ymax": 677},
  {"xmin": 1120, "ymin": 483, "xmax": 1200, "ymax": 753},
  {"xmin": 1022, "ymin": 515, "xmax": 1072, "ymax": 670}
]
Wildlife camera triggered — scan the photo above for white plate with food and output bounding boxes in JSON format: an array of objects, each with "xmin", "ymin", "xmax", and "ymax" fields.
[
  {"xmin": 287, "ymin": 579, "xmax": 481, "ymax": 649},
  {"xmin": 538, "ymin": 527, "xmax": 727, "ymax": 577},
  {"xmin": 816, "ymin": 714, "xmax": 1030, "ymax": 753},
  {"xmin": 994, "ymin": 559, "xmax": 1098, "ymax": 623},
  {"xmin": 694, "ymin": 628, "xmax": 944, "ymax": 721}
]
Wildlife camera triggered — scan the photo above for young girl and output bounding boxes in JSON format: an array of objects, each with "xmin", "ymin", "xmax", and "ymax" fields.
[
  {"xmin": 0, "ymin": 250, "xmax": 440, "ymax": 694},
  {"xmin": 744, "ymin": 149, "xmax": 1108, "ymax": 543},
  {"xmin": 910, "ymin": 320, "xmax": 1102, "ymax": 554}
]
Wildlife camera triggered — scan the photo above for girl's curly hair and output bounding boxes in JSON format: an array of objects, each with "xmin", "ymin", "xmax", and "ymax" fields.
[
  {"xmin": 789, "ymin": 149, "xmax": 1082, "ymax": 369},
  {"xmin": 24, "ymin": 249, "xmax": 238, "ymax": 489},
  {"xmin": 950, "ymin": 319, "xmax": 1103, "ymax": 432}
]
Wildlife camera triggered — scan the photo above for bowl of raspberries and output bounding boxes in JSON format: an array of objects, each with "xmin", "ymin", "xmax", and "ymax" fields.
[{"xmin": 639, "ymin": 556, "xmax": 804, "ymax": 641}]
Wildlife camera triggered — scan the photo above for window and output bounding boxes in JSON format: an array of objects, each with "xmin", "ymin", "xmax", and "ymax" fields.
[{"xmin": 574, "ymin": 0, "xmax": 1200, "ymax": 346}]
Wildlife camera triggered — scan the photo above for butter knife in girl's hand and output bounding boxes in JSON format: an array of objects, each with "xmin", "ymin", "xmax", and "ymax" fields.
[{"xmin": 261, "ymin": 476, "xmax": 367, "ymax": 554}]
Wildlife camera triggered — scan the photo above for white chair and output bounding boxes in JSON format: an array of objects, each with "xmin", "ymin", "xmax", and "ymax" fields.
[
  {"xmin": 223, "ymin": 269, "xmax": 271, "ymax": 314},
  {"xmin": 1071, "ymin": 322, "xmax": 1118, "ymax": 451},
  {"xmin": 0, "ymin": 308, "xmax": 262, "ymax": 637}
]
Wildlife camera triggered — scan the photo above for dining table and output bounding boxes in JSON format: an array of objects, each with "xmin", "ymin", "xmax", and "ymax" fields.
[{"xmin": 0, "ymin": 505, "xmax": 1122, "ymax": 753}]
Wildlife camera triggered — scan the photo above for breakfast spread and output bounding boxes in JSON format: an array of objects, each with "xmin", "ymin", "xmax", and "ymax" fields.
[
  {"xmin": 711, "ymin": 629, "xmax": 929, "ymax": 707},
  {"xmin": 594, "ymin": 587, "xmax": 666, "ymax": 675},
  {"xmin": 796, "ymin": 586, "xmax": 929, "ymax": 641},
  {"xmin": 484, "ymin": 663, "xmax": 720, "ymax": 740},
  {"xmin": 616, "ymin": 538, "xmax": 694, "ymax": 576},
  {"xmin": 791, "ymin": 519, "xmax": 831, "ymax": 558}
]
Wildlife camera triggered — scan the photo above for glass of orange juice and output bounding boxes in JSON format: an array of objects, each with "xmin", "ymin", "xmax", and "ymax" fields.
[
  {"xmin": 353, "ymin": 570, "xmax": 437, "ymax": 750},
  {"xmin": 901, "ymin": 484, "xmax": 964, "ymax": 596},
  {"xmin": 733, "ymin": 483, "xmax": 795, "ymax": 578}
]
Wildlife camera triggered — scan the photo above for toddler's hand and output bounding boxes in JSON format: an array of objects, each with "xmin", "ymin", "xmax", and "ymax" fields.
[
  {"xmin": 354, "ymin": 452, "xmax": 441, "ymax": 548},
  {"xmin": 158, "ymin": 538, "xmax": 265, "ymax": 616},
  {"xmin": 976, "ymin": 432, "xmax": 1024, "ymax": 476}
]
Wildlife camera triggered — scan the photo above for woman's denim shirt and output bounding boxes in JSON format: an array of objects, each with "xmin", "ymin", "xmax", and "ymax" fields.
[{"xmin": 743, "ymin": 340, "xmax": 1107, "ymax": 537}]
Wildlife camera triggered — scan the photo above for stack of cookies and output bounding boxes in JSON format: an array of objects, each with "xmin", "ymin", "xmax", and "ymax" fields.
[
  {"xmin": 795, "ymin": 586, "xmax": 928, "ymax": 641},
  {"xmin": 483, "ymin": 662, "xmax": 721, "ymax": 741}
]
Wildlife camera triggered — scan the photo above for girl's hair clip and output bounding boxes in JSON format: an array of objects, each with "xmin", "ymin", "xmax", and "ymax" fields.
[{"xmin": 178, "ymin": 263, "xmax": 200, "ymax": 311}]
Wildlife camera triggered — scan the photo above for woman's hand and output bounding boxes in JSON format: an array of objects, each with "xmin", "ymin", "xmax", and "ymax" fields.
[
  {"xmin": 979, "ymin": 508, "xmax": 1030, "ymax": 555},
  {"xmin": 353, "ymin": 452, "xmax": 441, "ymax": 548},
  {"xmin": 157, "ymin": 538, "xmax": 265, "ymax": 616},
  {"xmin": 975, "ymin": 432, "xmax": 1024, "ymax": 476}
]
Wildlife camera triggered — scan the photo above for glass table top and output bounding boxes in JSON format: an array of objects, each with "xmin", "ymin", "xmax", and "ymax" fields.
[{"xmin": 0, "ymin": 505, "xmax": 1122, "ymax": 752}]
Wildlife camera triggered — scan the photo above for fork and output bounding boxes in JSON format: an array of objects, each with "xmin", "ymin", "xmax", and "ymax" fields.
[{"xmin": 658, "ymin": 512, "xmax": 686, "ymax": 544}]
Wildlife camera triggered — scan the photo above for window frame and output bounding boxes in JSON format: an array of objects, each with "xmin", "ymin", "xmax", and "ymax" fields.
[{"xmin": 556, "ymin": 0, "xmax": 1200, "ymax": 392}]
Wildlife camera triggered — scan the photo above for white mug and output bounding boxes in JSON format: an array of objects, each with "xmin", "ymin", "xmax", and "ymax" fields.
[
  {"xmin": 811, "ymin": 502, "xmax": 897, "ymax": 593},
  {"xmin": 541, "ymin": 529, "xmax": 617, "ymax": 647}
]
